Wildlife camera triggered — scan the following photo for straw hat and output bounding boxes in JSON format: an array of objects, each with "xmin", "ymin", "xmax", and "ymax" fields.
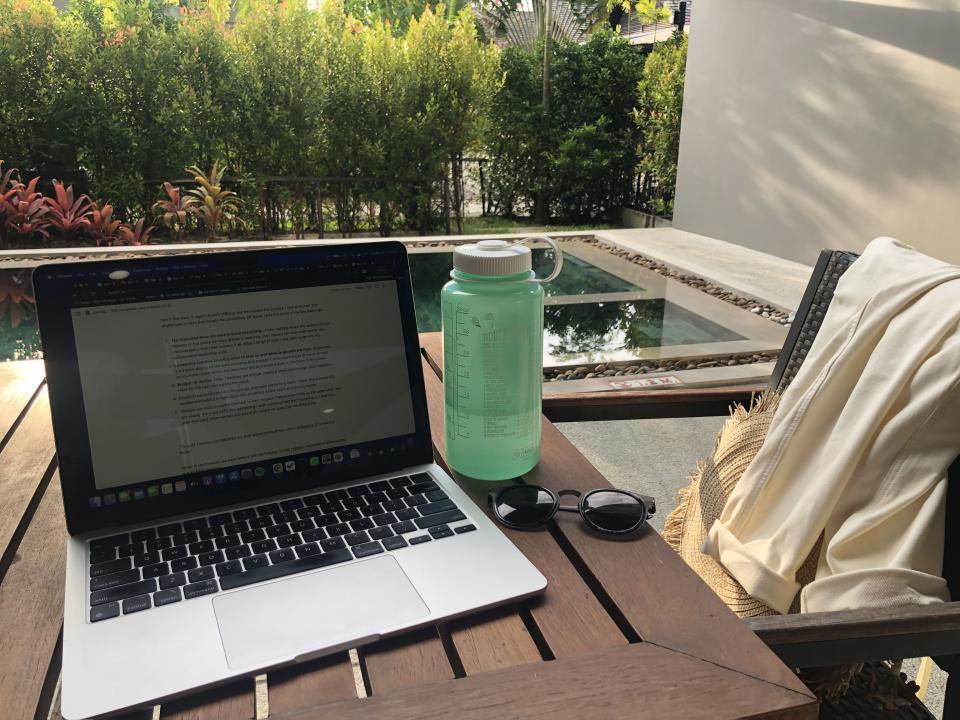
[{"xmin": 663, "ymin": 393, "xmax": 821, "ymax": 618}]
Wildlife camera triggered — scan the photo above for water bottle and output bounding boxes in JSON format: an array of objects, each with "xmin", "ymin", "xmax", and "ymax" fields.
[{"xmin": 441, "ymin": 236, "xmax": 563, "ymax": 480}]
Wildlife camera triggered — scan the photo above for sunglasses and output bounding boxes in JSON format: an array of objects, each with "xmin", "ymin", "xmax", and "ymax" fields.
[{"xmin": 488, "ymin": 485, "xmax": 656, "ymax": 535}]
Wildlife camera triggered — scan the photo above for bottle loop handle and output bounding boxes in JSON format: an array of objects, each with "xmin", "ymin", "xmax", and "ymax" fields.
[{"xmin": 509, "ymin": 235, "xmax": 564, "ymax": 284}]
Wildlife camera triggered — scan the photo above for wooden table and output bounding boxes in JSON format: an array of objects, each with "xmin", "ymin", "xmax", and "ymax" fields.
[{"xmin": 0, "ymin": 352, "xmax": 817, "ymax": 720}]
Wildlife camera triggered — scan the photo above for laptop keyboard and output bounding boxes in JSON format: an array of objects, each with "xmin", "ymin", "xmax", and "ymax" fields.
[{"xmin": 86, "ymin": 473, "xmax": 476, "ymax": 623}]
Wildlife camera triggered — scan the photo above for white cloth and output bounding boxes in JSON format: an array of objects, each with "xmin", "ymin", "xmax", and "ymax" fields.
[{"xmin": 704, "ymin": 237, "xmax": 960, "ymax": 613}]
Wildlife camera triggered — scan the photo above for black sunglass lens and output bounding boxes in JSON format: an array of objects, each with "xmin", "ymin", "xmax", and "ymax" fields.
[
  {"xmin": 494, "ymin": 486, "xmax": 555, "ymax": 528},
  {"xmin": 582, "ymin": 491, "xmax": 645, "ymax": 533}
]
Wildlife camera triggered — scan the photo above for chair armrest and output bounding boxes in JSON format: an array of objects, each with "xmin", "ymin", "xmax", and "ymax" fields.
[
  {"xmin": 541, "ymin": 385, "xmax": 764, "ymax": 422},
  {"xmin": 746, "ymin": 603, "xmax": 960, "ymax": 667}
]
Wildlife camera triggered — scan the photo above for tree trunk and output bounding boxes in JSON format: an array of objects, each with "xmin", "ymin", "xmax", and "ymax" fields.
[
  {"xmin": 535, "ymin": 0, "xmax": 553, "ymax": 225},
  {"xmin": 443, "ymin": 174, "xmax": 451, "ymax": 236}
]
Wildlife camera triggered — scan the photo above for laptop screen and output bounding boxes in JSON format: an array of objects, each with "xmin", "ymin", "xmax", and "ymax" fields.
[{"xmin": 35, "ymin": 243, "xmax": 434, "ymax": 534}]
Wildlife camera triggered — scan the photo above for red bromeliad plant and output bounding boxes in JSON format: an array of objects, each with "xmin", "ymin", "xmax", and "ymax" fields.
[
  {"xmin": 87, "ymin": 202, "xmax": 125, "ymax": 246},
  {"xmin": 0, "ymin": 269, "xmax": 35, "ymax": 329},
  {"xmin": 45, "ymin": 180, "xmax": 93, "ymax": 242},
  {"xmin": 119, "ymin": 217, "xmax": 154, "ymax": 245},
  {"xmin": 153, "ymin": 181, "xmax": 195, "ymax": 241},
  {"xmin": 2, "ymin": 177, "xmax": 50, "ymax": 243}
]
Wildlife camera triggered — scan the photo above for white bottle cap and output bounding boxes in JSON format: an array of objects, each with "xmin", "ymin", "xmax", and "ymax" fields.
[{"xmin": 453, "ymin": 239, "xmax": 532, "ymax": 277}]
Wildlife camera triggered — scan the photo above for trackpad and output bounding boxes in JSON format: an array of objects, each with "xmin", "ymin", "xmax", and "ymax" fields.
[{"xmin": 213, "ymin": 556, "xmax": 429, "ymax": 669}]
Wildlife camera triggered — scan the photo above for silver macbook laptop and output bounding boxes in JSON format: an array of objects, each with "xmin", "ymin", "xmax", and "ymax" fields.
[{"xmin": 33, "ymin": 242, "xmax": 546, "ymax": 720}]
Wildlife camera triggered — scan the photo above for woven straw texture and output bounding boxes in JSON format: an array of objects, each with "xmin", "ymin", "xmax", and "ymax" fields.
[{"xmin": 663, "ymin": 392, "xmax": 822, "ymax": 618}]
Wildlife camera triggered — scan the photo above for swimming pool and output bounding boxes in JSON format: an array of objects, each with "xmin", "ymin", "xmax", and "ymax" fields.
[{"xmin": 0, "ymin": 239, "xmax": 785, "ymax": 368}]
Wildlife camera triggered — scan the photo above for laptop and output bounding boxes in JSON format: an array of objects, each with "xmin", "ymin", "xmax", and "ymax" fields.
[{"xmin": 33, "ymin": 242, "xmax": 547, "ymax": 720}]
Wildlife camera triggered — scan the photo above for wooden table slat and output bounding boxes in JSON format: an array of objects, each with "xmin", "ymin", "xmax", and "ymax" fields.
[
  {"xmin": 0, "ymin": 388, "xmax": 57, "ymax": 572},
  {"xmin": 0, "ymin": 476, "xmax": 69, "ymax": 720},
  {"xmin": 361, "ymin": 626, "xmax": 453, "ymax": 695},
  {"xmin": 269, "ymin": 642, "xmax": 816, "ymax": 720},
  {"xmin": 445, "ymin": 606, "xmax": 541, "ymax": 675},
  {"xmin": 158, "ymin": 678, "xmax": 256, "ymax": 720},
  {"xmin": 266, "ymin": 653, "xmax": 358, "ymax": 715}
]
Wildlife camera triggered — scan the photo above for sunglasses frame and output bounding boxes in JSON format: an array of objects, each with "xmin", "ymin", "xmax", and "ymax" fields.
[{"xmin": 488, "ymin": 485, "xmax": 656, "ymax": 535}]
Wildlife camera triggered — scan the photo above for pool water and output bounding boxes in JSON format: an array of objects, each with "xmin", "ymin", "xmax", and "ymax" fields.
[{"xmin": 0, "ymin": 244, "xmax": 749, "ymax": 365}]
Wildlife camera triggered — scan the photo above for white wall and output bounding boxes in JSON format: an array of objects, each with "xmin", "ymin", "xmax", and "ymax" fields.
[{"xmin": 672, "ymin": 0, "xmax": 960, "ymax": 266}]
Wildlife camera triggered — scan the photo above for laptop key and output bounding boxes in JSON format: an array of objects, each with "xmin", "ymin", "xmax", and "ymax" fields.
[
  {"xmin": 303, "ymin": 493, "xmax": 325, "ymax": 506},
  {"xmin": 368, "ymin": 526, "xmax": 393, "ymax": 541},
  {"xmin": 425, "ymin": 490, "xmax": 448, "ymax": 502},
  {"xmin": 409, "ymin": 535, "xmax": 431, "ymax": 545},
  {"xmin": 90, "ymin": 602, "xmax": 120, "ymax": 622},
  {"xmin": 341, "ymin": 498, "xmax": 364, "ymax": 510},
  {"xmin": 216, "ymin": 534, "xmax": 242, "ymax": 549},
  {"xmin": 134, "ymin": 551, "xmax": 161, "ymax": 567},
  {"xmin": 316, "ymin": 513, "xmax": 338, "ymax": 527},
  {"xmin": 171, "ymin": 556, "xmax": 198, "ymax": 572},
  {"xmin": 142, "ymin": 562, "xmax": 169, "ymax": 579},
  {"xmin": 319, "ymin": 537, "xmax": 346, "ymax": 552},
  {"xmin": 352, "ymin": 541, "xmax": 383, "ymax": 559},
  {"xmin": 90, "ymin": 533, "xmax": 129, "ymax": 550},
  {"xmin": 344, "ymin": 531, "xmax": 370, "ymax": 546},
  {"xmin": 257, "ymin": 503, "xmax": 280, "ymax": 517},
  {"xmin": 405, "ymin": 494, "xmax": 427, "ymax": 507},
  {"xmin": 326, "ymin": 489, "xmax": 349, "ymax": 502},
  {"xmin": 90, "ymin": 568, "xmax": 140, "ymax": 591},
  {"xmin": 269, "ymin": 548, "xmax": 296, "ymax": 564},
  {"xmin": 189, "ymin": 540, "xmax": 215, "ymax": 555},
  {"xmin": 417, "ymin": 500, "xmax": 456, "ymax": 516},
  {"xmin": 232, "ymin": 508, "xmax": 257, "ymax": 521},
  {"xmin": 216, "ymin": 561, "xmax": 243, "ymax": 577},
  {"xmin": 130, "ymin": 528, "xmax": 157, "ymax": 543},
  {"xmin": 381, "ymin": 499, "xmax": 406, "ymax": 512},
  {"xmin": 338, "ymin": 509, "xmax": 362, "ymax": 522},
  {"xmin": 209, "ymin": 513, "xmax": 233, "ymax": 526},
  {"xmin": 159, "ymin": 572, "xmax": 187, "ymax": 590},
  {"xmin": 243, "ymin": 554, "xmax": 269, "ymax": 570},
  {"xmin": 302, "ymin": 528, "xmax": 327, "ymax": 542},
  {"xmin": 162, "ymin": 546, "xmax": 188, "ymax": 561},
  {"xmin": 429, "ymin": 526, "xmax": 454, "ymax": 539},
  {"xmin": 410, "ymin": 472, "xmax": 434, "ymax": 485},
  {"xmin": 347, "ymin": 486, "xmax": 371, "ymax": 498},
  {"xmin": 188, "ymin": 566, "xmax": 215, "ymax": 582},
  {"xmin": 265, "ymin": 524, "xmax": 289, "ymax": 538},
  {"xmin": 280, "ymin": 498, "xmax": 305, "ymax": 510},
  {"xmin": 385, "ymin": 488, "xmax": 408, "ymax": 500},
  {"xmin": 219, "ymin": 549, "xmax": 353, "ymax": 591},
  {"xmin": 290, "ymin": 519, "xmax": 315, "ymax": 532},
  {"xmin": 90, "ymin": 557, "xmax": 133, "ymax": 578},
  {"xmin": 198, "ymin": 550, "xmax": 225, "ymax": 566},
  {"xmin": 277, "ymin": 533, "xmax": 301, "ymax": 548},
  {"xmin": 90, "ymin": 579, "xmax": 158, "ymax": 606},
  {"xmin": 248, "ymin": 516, "xmax": 273, "ymax": 530},
  {"xmin": 89, "ymin": 546, "xmax": 117, "ymax": 565},
  {"xmin": 154, "ymin": 588, "xmax": 182, "ymax": 606},
  {"xmin": 325, "ymin": 523, "xmax": 351, "ymax": 537},
  {"xmin": 172, "ymin": 531, "xmax": 198, "ymax": 546},
  {"xmin": 382, "ymin": 536, "xmax": 408, "ymax": 551},
  {"xmin": 391, "ymin": 520, "xmax": 417, "ymax": 535},
  {"xmin": 454, "ymin": 524, "xmax": 477, "ymax": 534},
  {"xmin": 224, "ymin": 521, "xmax": 248, "ymax": 535},
  {"xmin": 123, "ymin": 594, "xmax": 152, "ymax": 614},
  {"xmin": 372, "ymin": 512, "xmax": 397, "ymax": 527},
  {"xmin": 390, "ymin": 476, "xmax": 413, "ymax": 488},
  {"xmin": 198, "ymin": 525, "xmax": 225, "ymax": 540},
  {"xmin": 241, "ymin": 529, "xmax": 266, "ymax": 543},
  {"xmin": 295, "ymin": 542, "xmax": 321, "ymax": 558},
  {"xmin": 183, "ymin": 579, "xmax": 219, "ymax": 599},
  {"xmin": 366, "ymin": 491, "xmax": 388, "ymax": 505},
  {"xmin": 349, "ymin": 518, "xmax": 374, "ymax": 532},
  {"xmin": 183, "ymin": 518, "xmax": 208, "ymax": 531},
  {"xmin": 370, "ymin": 480, "xmax": 392, "ymax": 492},
  {"xmin": 117, "ymin": 543, "xmax": 143, "ymax": 558},
  {"xmin": 273, "ymin": 511, "xmax": 296, "ymax": 524},
  {"xmin": 251, "ymin": 539, "xmax": 277, "ymax": 554},
  {"xmin": 359, "ymin": 504, "xmax": 382, "ymax": 518},
  {"xmin": 395, "ymin": 508, "xmax": 420, "ymax": 522},
  {"xmin": 415, "ymin": 510, "xmax": 466, "ymax": 530},
  {"xmin": 157, "ymin": 523, "xmax": 182, "ymax": 537},
  {"xmin": 146, "ymin": 537, "xmax": 173, "ymax": 552},
  {"xmin": 297, "ymin": 506, "xmax": 320, "ymax": 519},
  {"xmin": 225, "ymin": 545, "xmax": 252, "ymax": 560}
]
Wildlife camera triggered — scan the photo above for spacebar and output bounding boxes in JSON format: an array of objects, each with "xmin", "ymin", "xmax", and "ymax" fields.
[{"xmin": 219, "ymin": 549, "xmax": 353, "ymax": 590}]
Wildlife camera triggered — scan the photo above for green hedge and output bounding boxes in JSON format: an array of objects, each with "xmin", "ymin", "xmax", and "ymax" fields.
[{"xmin": 0, "ymin": 0, "xmax": 687, "ymax": 236}]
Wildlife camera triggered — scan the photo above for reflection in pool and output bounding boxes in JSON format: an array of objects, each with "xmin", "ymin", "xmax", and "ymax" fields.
[{"xmin": 544, "ymin": 299, "xmax": 745, "ymax": 357}]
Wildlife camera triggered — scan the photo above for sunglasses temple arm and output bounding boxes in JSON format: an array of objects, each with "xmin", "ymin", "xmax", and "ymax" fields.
[{"xmin": 638, "ymin": 494, "xmax": 656, "ymax": 516}]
